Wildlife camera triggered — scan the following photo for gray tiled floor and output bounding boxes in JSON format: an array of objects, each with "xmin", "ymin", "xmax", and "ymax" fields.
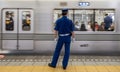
[{"xmin": 0, "ymin": 55, "xmax": 120, "ymax": 66}]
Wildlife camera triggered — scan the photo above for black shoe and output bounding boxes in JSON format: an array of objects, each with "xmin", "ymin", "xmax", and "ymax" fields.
[
  {"xmin": 48, "ymin": 63, "xmax": 56, "ymax": 68},
  {"xmin": 63, "ymin": 67, "xmax": 66, "ymax": 70}
]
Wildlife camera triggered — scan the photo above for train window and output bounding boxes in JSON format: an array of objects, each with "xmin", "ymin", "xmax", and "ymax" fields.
[
  {"xmin": 22, "ymin": 11, "xmax": 31, "ymax": 31},
  {"xmin": 95, "ymin": 9, "xmax": 115, "ymax": 31},
  {"xmin": 53, "ymin": 9, "xmax": 115, "ymax": 32},
  {"xmin": 5, "ymin": 11, "xmax": 14, "ymax": 31},
  {"xmin": 74, "ymin": 10, "xmax": 94, "ymax": 31},
  {"xmin": 53, "ymin": 10, "xmax": 62, "ymax": 25},
  {"xmin": 68, "ymin": 10, "xmax": 74, "ymax": 22}
]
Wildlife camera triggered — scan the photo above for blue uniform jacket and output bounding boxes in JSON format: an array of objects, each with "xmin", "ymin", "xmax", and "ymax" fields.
[{"xmin": 54, "ymin": 16, "xmax": 74, "ymax": 34}]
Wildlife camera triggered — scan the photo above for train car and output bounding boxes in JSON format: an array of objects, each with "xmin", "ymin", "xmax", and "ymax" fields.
[{"xmin": 0, "ymin": 0, "xmax": 120, "ymax": 55}]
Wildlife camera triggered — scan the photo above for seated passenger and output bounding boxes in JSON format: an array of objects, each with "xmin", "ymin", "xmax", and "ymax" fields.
[
  {"xmin": 80, "ymin": 24, "xmax": 87, "ymax": 31},
  {"xmin": 87, "ymin": 21, "xmax": 93, "ymax": 31},
  {"xmin": 95, "ymin": 22, "xmax": 99, "ymax": 31},
  {"xmin": 108, "ymin": 24, "xmax": 114, "ymax": 31},
  {"xmin": 98, "ymin": 22, "xmax": 105, "ymax": 31},
  {"xmin": 74, "ymin": 21, "xmax": 80, "ymax": 31}
]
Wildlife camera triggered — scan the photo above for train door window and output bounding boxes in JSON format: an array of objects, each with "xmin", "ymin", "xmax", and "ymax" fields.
[
  {"xmin": 22, "ymin": 11, "xmax": 31, "ymax": 31},
  {"xmin": 18, "ymin": 9, "xmax": 34, "ymax": 50},
  {"xmin": 2, "ymin": 9, "xmax": 18, "ymax": 33},
  {"xmin": 19, "ymin": 9, "xmax": 34, "ymax": 33},
  {"xmin": 95, "ymin": 9, "xmax": 115, "ymax": 31},
  {"xmin": 5, "ymin": 11, "xmax": 14, "ymax": 31},
  {"xmin": 74, "ymin": 10, "xmax": 94, "ymax": 31}
]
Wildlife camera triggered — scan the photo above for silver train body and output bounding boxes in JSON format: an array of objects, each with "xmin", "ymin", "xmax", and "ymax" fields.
[{"xmin": 0, "ymin": 0, "xmax": 120, "ymax": 55}]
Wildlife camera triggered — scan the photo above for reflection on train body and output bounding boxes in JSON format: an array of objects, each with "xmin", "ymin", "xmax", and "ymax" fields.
[
  {"xmin": 22, "ymin": 11, "xmax": 31, "ymax": 31},
  {"xmin": 5, "ymin": 11, "xmax": 14, "ymax": 31}
]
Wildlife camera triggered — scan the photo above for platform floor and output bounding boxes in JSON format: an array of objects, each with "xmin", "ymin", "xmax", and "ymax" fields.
[{"xmin": 0, "ymin": 55, "xmax": 120, "ymax": 72}]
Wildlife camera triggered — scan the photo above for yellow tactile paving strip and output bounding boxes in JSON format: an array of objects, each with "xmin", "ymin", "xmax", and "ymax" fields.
[{"xmin": 0, "ymin": 66, "xmax": 120, "ymax": 72}]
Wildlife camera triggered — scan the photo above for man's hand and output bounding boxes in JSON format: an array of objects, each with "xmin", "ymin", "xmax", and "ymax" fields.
[
  {"xmin": 72, "ymin": 38, "xmax": 75, "ymax": 42},
  {"xmin": 54, "ymin": 38, "xmax": 58, "ymax": 41}
]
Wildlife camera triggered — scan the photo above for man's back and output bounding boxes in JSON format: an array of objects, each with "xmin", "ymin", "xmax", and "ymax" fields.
[
  {"xmin": 49, "ymin": 9, "xmax": 75, "ymax": 70},
  {"xmin": 55, "ymin": 16, "xmax": 74, "ymax": 34}
]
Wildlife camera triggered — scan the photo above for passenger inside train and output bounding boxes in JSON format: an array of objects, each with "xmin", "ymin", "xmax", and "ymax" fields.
[
  {"xmin": 80, "ymin": 23, "xmax": 87, "ymax": 31},
  {"xmin": 74, "ymin": 21, "xmax": 80, "ymax": 31},
  {"xmin": 86, "ymin": 21, "xmax": 93, "ymax": 31},
  {"xmin": 95, "ymin": 22, "xmax": 99, "ymax": 31},
  {"xmin": 98, "ymin": 22, "xmax": 105, "ymax": 31},
  {"xmin": 104, "ymin": 13, "xmax": 113, "ymax": 31}
]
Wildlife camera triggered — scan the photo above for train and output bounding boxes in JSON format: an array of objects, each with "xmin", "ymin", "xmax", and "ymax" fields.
[{"xmin": 0, "ymin": 0, "xmax": 120, "ymax": 55}]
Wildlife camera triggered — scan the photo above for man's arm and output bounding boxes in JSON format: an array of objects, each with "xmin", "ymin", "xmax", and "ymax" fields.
[
  {"xmin": 71, "ymin": 31, "xmax": 75, "ymax": 38},
  {"xmin": 54, "ymin": 30, "xmax": 58, "ymax": 38},
  {"xmin": 71, "ymin": 31, "xmax": 75, "ymax": 42},
  {"xmin": 70, "ymin": 20, "xmax": 75, "ymax": 38}
]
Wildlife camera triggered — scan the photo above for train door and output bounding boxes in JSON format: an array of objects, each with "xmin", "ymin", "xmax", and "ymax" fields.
[
  {"xmin": 2, "ymin": 8, "xmax": 34, "ymax": 50},
  {"xmin": 18, "ymin": 9, "xmax": 34, "ymax": 50},
  {"xmin": 2, "ymin": 9, "xmax": 18, "ymax": 50}
]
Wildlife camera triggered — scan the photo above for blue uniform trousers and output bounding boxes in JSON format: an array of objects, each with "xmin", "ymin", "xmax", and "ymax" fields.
[{"xmin": 51, "ymin": 36, "xmax": 71, "ymax": 68}]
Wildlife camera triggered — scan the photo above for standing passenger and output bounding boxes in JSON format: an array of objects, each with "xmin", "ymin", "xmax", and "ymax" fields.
[
  {"xmin": 48, "ymin": 9, "xmax": 75, "ymax": 70},
  {"xmin": 104, "ymin": 14, "xmax": 112, "ymax": 31}
]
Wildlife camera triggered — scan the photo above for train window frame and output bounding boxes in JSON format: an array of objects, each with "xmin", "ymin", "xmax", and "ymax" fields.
[
  {"xmin": 53, "ymin": 8, "xmax": 116, "ymax": 34},
  {"xmin": 1, "ymin": 8, "xmax": 18, "ymax": 33},
  {"xmin": 21, "ymin": 11, "xmax": 31, "ymax": 31}
]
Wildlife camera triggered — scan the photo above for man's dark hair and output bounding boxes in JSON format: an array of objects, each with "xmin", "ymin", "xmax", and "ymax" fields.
[
  {"xmin": 105, "ymin": 14, "xmax": 108, "ymax": 16},
  {"xmin": 62, "ymin": 12, "xmax": 68, "ymax": 16},
  {"xmin": 62, "ymin": 9, "xmax": 68, "ymax": 16}
]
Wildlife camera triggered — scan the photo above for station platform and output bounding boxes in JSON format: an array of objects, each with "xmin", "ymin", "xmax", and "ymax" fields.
[{"xmin": 0, "ymin": 55, "xmax": 120, "ymax": 72}]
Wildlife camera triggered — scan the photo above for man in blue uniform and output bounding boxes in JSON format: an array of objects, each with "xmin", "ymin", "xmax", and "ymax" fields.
[
  {"xmin": 104, "ymin": 14, "xmax": 112, "ymax": 31},
  {"xmin": 48, "ymin": 9, "xmax": 75, "ymax": 70}
]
